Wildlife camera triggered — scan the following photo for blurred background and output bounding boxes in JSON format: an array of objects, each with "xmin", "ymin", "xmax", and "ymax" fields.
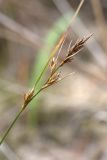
[{"xmin": 1, "ymin": 0, "xmax": 107, "ymax": 159}]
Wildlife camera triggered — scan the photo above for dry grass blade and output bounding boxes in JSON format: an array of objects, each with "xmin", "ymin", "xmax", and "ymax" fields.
[{"xmin": 70, "ymin": 0, "xmax": 84, "ymax": 24}]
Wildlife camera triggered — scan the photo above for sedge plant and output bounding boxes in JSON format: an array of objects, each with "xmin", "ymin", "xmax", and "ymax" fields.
[{"xmin": 0, "ymin": 0, "xmax": 92, "ymax": 145}]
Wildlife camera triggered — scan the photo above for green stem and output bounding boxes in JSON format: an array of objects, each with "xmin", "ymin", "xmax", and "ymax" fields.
[
  {"xmin": 33, "ymin": 37, "xmax": 62, "ymax": 90},
  {"xmin": 0, "ymin": 88, "xmax": 43, "ymax": 145},
  {"xmin": 0, "ymin": 106, "xmax": 24, "ymax": 145}
]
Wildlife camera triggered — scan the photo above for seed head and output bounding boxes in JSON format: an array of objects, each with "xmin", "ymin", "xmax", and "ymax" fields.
[
  {"xmin": 23, "ymin": 88, "xmax": 34, "ymax": 108},
  {"xmin": 59, "ymin": 34, "xmax": 92, "ymax": 67}
]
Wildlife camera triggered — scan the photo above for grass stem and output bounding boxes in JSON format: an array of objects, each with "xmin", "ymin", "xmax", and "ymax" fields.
[{"xmin": 0, "ymin": 107, "xmax": 24, "ymax": 145}]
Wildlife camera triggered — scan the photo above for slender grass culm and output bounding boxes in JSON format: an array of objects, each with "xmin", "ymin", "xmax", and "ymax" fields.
[{"xmin": 0, "ymin": 0, "xmax": 92, "ymax": 145}]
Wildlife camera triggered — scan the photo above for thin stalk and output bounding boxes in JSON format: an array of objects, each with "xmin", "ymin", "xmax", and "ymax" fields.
[
  {"xmin": 0, "ymin": 0, "xmax": 85, "ymax": 145},
  {"xmin": 34, "ymin": 35, "xmax": 65, "ymax": 90},
  {"xmin": 70, "ymin": 0, "xmax": 84, "ymax": 24},
  {"xmin": 0, "ymin": 107, "xmax": 24, "ymax": 145},
  {"xmin": 0, "ymin": 88, "xmax": 43, "ymax": 145},
  {"xmin": 33, "ymin": 0, "xmax": 84, "ymax": 90}
]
